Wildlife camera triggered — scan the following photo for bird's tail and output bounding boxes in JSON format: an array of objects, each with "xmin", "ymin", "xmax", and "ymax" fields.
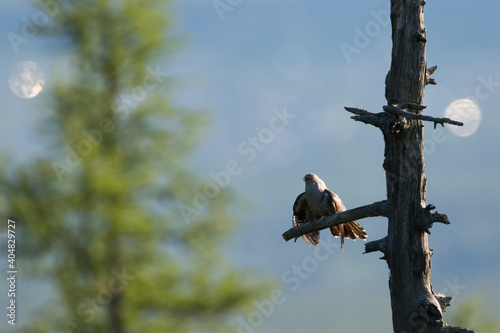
[
  {"xmin": 330, "ymin": 221, "xmax": 367, "ymax": 251},
  {"xmin": 293, "ymin": 219, "xmax": 320, "ymax": 248},
  {"xmin": 340, "ymin": 224, "xmax": 345, "ymax": 251},
  {"xmin": 303, "ymin": 231, "xmax": 320, "ymax": 248}
]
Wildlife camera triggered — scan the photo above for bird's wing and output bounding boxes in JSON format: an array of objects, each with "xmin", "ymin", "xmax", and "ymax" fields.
[
  {"xmin": 292, "ymin": 192, "xmax": 308, "ymax": 220},
  {"xmin": 324, "ymin": 189, "xmax": 344, "ymax": 238},
  {"xmin": 325, "ymin": 189, "xmax": 346, "ymax": 214},
  {"xmin": 292, "ymin": 193, "xmax": 320, "ymax": 248}
]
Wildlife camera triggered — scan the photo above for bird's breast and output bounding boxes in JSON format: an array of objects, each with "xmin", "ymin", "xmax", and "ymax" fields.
[{"xmin": 305, "ymin": 191, "xmax": 331, "ymax": 215}]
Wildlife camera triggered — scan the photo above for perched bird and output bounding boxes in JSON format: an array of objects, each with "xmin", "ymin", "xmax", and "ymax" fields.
[{"xmin": 292, "ymin": 173, "xmax": 367, "ymax": 250}]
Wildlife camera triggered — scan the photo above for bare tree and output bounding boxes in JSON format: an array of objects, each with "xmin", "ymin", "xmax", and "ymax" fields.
[{"xmin": 283, "ymin": 1, "xmax": 476, "ymax": 332}]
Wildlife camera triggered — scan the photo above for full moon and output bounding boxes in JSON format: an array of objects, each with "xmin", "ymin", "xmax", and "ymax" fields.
[
  {"xmin": 9, "ymin": 61, "xmax": 45, "ymax": 99},
  {"xmin": 444, "ymin": 98, "xmax": 481, "ymax": 137}
]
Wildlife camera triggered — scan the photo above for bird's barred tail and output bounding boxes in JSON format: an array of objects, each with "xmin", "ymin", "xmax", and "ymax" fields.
[
  {"xmin": 330, "ymin": 221, "xmax": 367, "ymax": 251},
  {"xmin": 303, "ymin": 230, "xmax": 320, "ymax": 248},
  {"xmin": 293, "ymin": 218, "xmax": 320, "ymax": 248}
]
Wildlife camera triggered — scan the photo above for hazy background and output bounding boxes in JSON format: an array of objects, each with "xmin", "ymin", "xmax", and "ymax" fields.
[{"xmin": 1, "ymin": 0, "xmax": 499, "ymax": 332}]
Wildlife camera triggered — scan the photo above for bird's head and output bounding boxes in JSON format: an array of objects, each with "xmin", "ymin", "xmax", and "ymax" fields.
[{"xmin": 303, "ymin": 173, "xmax": 326, "ymax": 191}]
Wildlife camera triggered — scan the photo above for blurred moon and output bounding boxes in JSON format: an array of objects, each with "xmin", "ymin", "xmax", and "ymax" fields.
[
  {"xmin": 444, "ymin": 98, "xmax": 481, "ymax": 137},
  {"xmin": 9, "ymin": 61, "xmax": 45, "ymax": 99}
]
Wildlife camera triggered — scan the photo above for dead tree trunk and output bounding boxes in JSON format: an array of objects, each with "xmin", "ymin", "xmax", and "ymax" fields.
[
  {"xmin": 283, "ymin": 1, "xmax": 476, "ymax": 332},
  {"xmin": 382, "ymin": 1, "xmax": 447, "ymax": 331},
  {"xmin": 378, "ymin": 2, "xmax": 475, "ymax": 331}
]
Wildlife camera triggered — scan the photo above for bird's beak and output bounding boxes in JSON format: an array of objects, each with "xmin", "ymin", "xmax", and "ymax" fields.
[{"xmin": 304, "ymin": 174, "xmax": 316, "ymax": 182}]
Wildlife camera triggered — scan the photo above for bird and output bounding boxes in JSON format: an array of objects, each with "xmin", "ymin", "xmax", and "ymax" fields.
[{"xmin": 292, "ymin": 173, "xmax": 367, "ymax": 250}]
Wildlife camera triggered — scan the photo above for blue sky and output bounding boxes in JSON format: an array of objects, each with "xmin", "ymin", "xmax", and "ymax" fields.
[{"xmin": 1, "ymin": 0, "xmax": 500, "ymax": 332}]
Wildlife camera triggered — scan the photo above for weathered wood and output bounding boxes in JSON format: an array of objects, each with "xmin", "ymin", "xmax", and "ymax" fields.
[
  {"xmin": 426, "ymin": 65, "xmax": 438, "ymax": 85},
  {"xmin": 344, "ymin": 107, "xmax": 389, "ymax": 128},
  {"xmin": 364, "ymin": 237, "xmax": 387, "ymax": 255},
  {"xmin": 383, "ymin": 104, "xmax": 463, "ymax": 128},
  {"xmin": 383, "ymin": 1, "xmax": 442, "ymax": 331},
  {"xmin": 381, "ymin": 1, "xmax": 474, "ymax": 331},
  {"xmin": 345, "ymin": 104, "xmax": 463, "ymax": 131}
]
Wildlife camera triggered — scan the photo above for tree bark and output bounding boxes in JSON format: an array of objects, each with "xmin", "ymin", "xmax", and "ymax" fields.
[
  {"xmin": 380, "ymin": 1, "xmax": 473, "ymax": 332},
  {"xmin": 383, "ymin": 1, "xmax": 431, "ymax": 331}
]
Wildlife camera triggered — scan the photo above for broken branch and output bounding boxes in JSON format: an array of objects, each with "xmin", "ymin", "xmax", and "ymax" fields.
[
  {"xmin": 383, "ymin": 105, "xmax": 463, "ymax": 128},
  {"xmin": 344, "ymin": 107, "xmax": 389, "ymax": 128},
  {"xmin": 364, "ymin": 236, "xmax": 388, "ymax": 257}
]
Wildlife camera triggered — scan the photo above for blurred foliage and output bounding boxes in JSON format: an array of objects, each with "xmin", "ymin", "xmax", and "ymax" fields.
[
  {"xmin": 0, "ymin": 0, "xmax": 269, "ymax": 332},
  {"xmin": 446, "ymin": 296, "xmax": 500, "ymax": 333}
]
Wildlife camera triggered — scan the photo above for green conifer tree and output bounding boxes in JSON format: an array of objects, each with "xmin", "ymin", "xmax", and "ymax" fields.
[{"xmin": 1, "ymin": 1, "xmax": 266, "ymax": 332}]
